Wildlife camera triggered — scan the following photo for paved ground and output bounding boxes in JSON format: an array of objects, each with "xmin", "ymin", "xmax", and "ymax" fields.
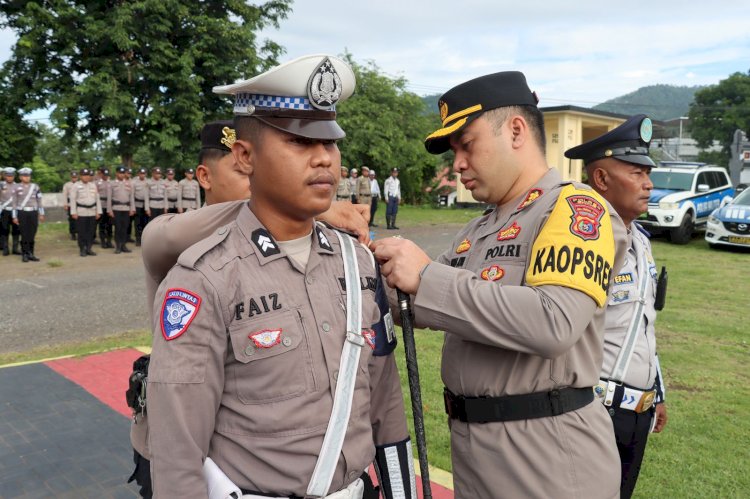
[
  {"xmin": 1, "ymin": 222, "xmax": 463, "ymax": 356},
  {"xmin": 0, "ymin": 349, "xmax": 454, "ymax": 498}
]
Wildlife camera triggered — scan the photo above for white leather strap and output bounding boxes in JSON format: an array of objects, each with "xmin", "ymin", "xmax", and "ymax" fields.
[{"xmin": 306, "ymin": 231, "xmax": 363, "ymax": 498}]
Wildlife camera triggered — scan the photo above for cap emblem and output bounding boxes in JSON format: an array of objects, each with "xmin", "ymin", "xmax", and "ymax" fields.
[
  {"xmin": 605, "ymin": 149, "xmax": 613, "ymax": 157},
  {"xmin": 221, "ymin": 126, "xmax": 236, "ymax": 148},
  {"xmin": 439, "ymin": 101, "xmax": 448, "ymax": 122},
  {"xmin": 308, "ymin": 57, "xmax": 343, "ymax": 110},
  {"xmin": 639, "ymin": 118, "xmax": 653, "ymax": 142}
]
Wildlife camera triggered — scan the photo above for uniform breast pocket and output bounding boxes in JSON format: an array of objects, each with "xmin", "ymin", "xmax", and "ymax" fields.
[{"xmin": 228, "ymin": 309, "xmax": 311, "ymax": 404}]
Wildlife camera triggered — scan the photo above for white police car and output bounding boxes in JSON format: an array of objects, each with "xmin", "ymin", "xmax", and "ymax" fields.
[
  {"xmin": 639, "ymin": 162, "xmax": 734, "ymax": 244},
  {"xmin": 705, "ymin": 187, "xmax": 750, "ymax": 248}
]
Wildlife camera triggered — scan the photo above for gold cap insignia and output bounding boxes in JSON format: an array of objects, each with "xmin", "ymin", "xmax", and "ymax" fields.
[
  {"xmin": 604, "ymin": 149, "xmax": 613, "ymax": 157},
  {"xmin": 221, "ymin": 127, "xmax": 236, "ymax": 148},
  {"xmin": 439, "ymin": 101, "xmax": 448, "ymax": 122}
]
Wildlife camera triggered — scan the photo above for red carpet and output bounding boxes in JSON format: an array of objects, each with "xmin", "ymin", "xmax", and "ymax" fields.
[{"xmin": 45, "ymin": 348, "xmax": 454, "ymax": 498}]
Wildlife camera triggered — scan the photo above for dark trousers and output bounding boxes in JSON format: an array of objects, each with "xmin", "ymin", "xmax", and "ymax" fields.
[
  {"xmin": 149, "ymin": 207, "xmax": 165, "ymax": 222},
  {"xmin": 1, "ymin": 210, "xmax": 20, "ymax": 249},
  {"xmin": 386, "ymin": 196, "xmax": 399, "ymax": 217},
  {"xmin": 113, "ymin": 210, "xmax": 131, "ymax": 247},
  {"xmin": 611, "ymin": 406, "xmax": 654, "ymax": 499},
  {"xmin": 67, "ymin": 208, "xmax": 77, "ymax": 236},
  {"xmin": 128, "ymin": 450, "xmax": 152, "ymax": 499},
  {"xmin": 98, "ymin": 210, "xmax": 113, "ymax": 242},
  {"xmin": 370, "ymin": 196, "xmax": 379, "ymax": 224},
  {"xmin": 135, "ymin": 206, "xmax": 148, "ymax": 243},
  {"xmin": 77, "ymin": 216, "xmax": 97, "ymax": 250},
  {"xmin": 17, "ymin": 211, "xmax": 39, "ymax": 245}
]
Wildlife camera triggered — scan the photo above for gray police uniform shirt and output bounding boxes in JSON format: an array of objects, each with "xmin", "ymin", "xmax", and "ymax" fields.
[
  {"xmin": 336, "ymin": 177, "xmax": 351, "ymax": 200},
  {"xmin": 147, "ymin": 179, "xmax": 167, "ymax": 210},
  {"xmin": 96, "ymin": 178, "xmax": 110, "ymax": 206},
  {"xmin": 1, "ymin": 182, "xmax": 15, "ymax": 212},
  {"xmin": 132, "ymin": 178, "xmax": 149, "ymax": 209},
  {"xmin": 601, "ymin": 224, "xmax": 659, "ymax": 391},
  {"xmin": 62, "ymin": 181, "xmax": 75, "ymax": 206},
  {"xmin": 108, "ymin": 179, "xmax": 135, "ymax": 213},
  {"xmin": 177, "ymin": 178, "xmax": 201, "ymax": 211},
  {"xmin": 147, "ymin": 205, "xmax": 408, "ymax": 498},
  {"xmin": 11, "ymin": 183, "xmax": 44, "ymax": 217},
  {"xmin": 165, "ymin": 178, "xmax": 180, "ymax": 209},
  {"xmin": 411, "ymin": 169, "xmax": 628, "ymax": 499},
  {"xmin": 70, "ymin": 181, "xmax": 102, "ymax": 216}
]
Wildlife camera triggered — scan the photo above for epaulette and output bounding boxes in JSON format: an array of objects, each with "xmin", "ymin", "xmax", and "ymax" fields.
[
  {"xmin": 482, "ymin": 206, "xmax": 494, "ymax": 216},
  {"xmin": 177, "ymin": 225, "xmax": 231, "ymax": 269},
  {"xmin": 634, "ymin": 221, "xmax": 651, "ymax": 239},
  {"xmin": 316, "ymin": 220, "xmax": 359, "ymax": 240}
]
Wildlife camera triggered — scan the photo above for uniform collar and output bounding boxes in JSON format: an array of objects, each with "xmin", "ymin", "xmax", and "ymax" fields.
[{"xmin": 236, "ymin": 203, "xmax": 338, "ymax": 267}]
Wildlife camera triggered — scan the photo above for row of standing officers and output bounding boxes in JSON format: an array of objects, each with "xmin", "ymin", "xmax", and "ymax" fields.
[{"xmin": 62, "ymin": 166, "xmax": 201, "ymax": 256}]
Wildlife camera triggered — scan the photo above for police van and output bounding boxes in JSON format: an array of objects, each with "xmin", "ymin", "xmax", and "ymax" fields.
[{"xmin": 640, "ymin": 162, "xmax": 734, "ymax": 244}]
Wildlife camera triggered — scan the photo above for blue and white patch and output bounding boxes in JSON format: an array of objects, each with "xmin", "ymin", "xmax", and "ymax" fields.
[
  {"xmin": 161, "ymin": 288, "xmax": 202, "ymax": 341},
  {"xmin": 640, "ymin": 117, "xmax": 653, "ymax": 142},
  {"xmin": 612, "ymin": 290, "xmax": 630, "ymax": 303}
]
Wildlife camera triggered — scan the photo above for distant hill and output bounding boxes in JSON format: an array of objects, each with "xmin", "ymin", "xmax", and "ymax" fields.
[
  {"xmin": 593, "ymin": 84, "xmax": 704, "ymax": 121},
  {"xmin": 421, "ymin": 94, "xmax": 440, "ymax": 114}
]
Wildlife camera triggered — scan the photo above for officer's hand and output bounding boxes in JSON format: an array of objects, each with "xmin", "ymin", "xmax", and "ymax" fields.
[
  {"xmin": 39, "ymin": 215, "xmax": 45, "ymax": 223},
  {"xmin": 177, "ymin": 208, "xmax": 183, "ymax": 214},
  {"xmin": 370, "ymin": 237, "xmax": 431, "ymax": 294},
  {"xmin": 12, "ymin": 218, "xmax": 18, "ymax": 225},
  {"xmin": 653, "ymin": 403, "xmax": 668, "ymax": 433},
  {"xmin": 63, "ymin": 204, "xmax": 69, "ymax": 210},
  {"xmin": 95, "ymin": 214, "xmax": 101, "ymax": 220},
  {"xmin": 108, "ymin": 211, "xmax": 114, "ymax": 218},
  {"xmin": 319, "ymin": 201, "xmax": 371, "ymax": 244},
  {"xmin": 71, "ymin": 214, "xmax": 78, "ymax": 220},
  {"xmin": 146, "ymin": 210, "xmax": 151, "ymax": 217},
  {"xmin": 129, "ymin": 210, "xmax": 135, "ymax": 216}
]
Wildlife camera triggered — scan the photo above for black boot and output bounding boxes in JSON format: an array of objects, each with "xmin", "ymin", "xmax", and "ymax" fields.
[
  {"xmin": 12, "ymin": 236, "xmax": 21, "ymax": 255},
  {"xmin": 115, "ymin": 243, "xmax": 122, "ymax": 254},
  {"xmin": 21, "ymin": 242, "xmax": 29, "ymax": 262},
  {"xmin": 391, "ymin": 216, "xmax": 399, "ymax": 230},
  {"xmin": 70, "ymin": 233, "xmax": 77, "ymax": 240},
  {"xmin": 1, "ymin": 236, "xmax": 8, "ymax": 256},
  {"xmin": 28, "ymin": 242, "xmax": 40, "ymax": 262},
  {"xmin": 121, "ymin": 243, "xmax": 132, "ymax": 253},
  {"xmin": 86, "ymin": 245, "xmax": 97, "ymax": 256}
]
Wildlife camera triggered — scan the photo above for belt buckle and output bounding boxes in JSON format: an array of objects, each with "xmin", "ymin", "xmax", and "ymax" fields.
[{"xmin": 635, "ymin": 390, "xmax": 656, "ymax": 413}]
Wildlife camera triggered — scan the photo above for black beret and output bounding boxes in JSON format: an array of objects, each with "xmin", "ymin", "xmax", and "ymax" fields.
[
  {"xmin": 200, "ymin": 120, "xmax": 235, "ymax": 151},
  {"xmin": 565, "ymin": 114, "xmax": 655, "ymax": 167},
  {"xmin": 116, "ymin": 166, "xmax": 127, "ymax": 173},
  {"xmin": 80, "ymin": 168, "xmax": 92, "ymax": 176},
  {"xmin": 425, "ymin": 71, "xmax": 539, "ymax": 154}
]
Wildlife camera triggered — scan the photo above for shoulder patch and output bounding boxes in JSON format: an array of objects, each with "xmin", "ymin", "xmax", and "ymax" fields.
[
  {"xmin": 177, "ymin": 225, "xmax": 231, "ymax": 269},
  {"xmin": 525, "ymin": 184, "xmax": 615, "ymax": 307},
  {"xmin": 161, "ymin": 288, "xmax": 202, "ymax": 341}
]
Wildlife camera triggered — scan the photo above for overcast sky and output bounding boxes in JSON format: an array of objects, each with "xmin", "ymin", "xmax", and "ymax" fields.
[{"xmin": 2, "ymin": 0, "xmax": 749, "ymax": 120}]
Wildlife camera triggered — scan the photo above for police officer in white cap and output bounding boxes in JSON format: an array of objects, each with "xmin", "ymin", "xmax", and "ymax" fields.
[
  {"xmin": 147, "ymin": 54, "xmax": 415, "ymax": 499},
  {"xmin": 12, "ymin": 167, "xmax": 44, "ymax": 262},
  {"xmin": 1, "ymin": 167, "xmax": 22, "ymax": 256}
]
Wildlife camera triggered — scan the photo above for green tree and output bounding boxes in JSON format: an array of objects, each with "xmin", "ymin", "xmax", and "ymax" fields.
[
  {"xmin": 0, "ymin": 98, "xmax": 36, "ymax": 167},
  {"xmin": 688, "ymin": 71, "xmax": 750, "ymax": 164},
  {"xmin": 337, "ymin": 55, "xmax": 442, "ymax": 203},
  {"xmin": 0, "ymin": 0, "xmax": 290, "ymax": 167}
]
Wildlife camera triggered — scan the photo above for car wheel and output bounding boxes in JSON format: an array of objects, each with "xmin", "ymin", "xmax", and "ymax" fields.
[{"xmin": 670, "ymin": 212, "xmax": 694, "ymax": 244}]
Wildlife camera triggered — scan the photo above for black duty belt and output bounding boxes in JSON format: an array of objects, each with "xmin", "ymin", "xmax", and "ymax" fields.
[
  {"xmin": 444, "ymin": 387, "xmax": 593, "ymax": 423},
  {"xmin": 135, "ymin": 197, "xmax": 144, "ymax": 201},
  {"xmin": 182, "ymin": 197, "xmax": 196, "ymax": 201},
  {"xmin": 112, "ymin": 201, "xmax": 129, "ymax": 206},
  {"xmin": 168, "ymin": 197, "xmax": 177, "ymax": 201},
  {"xmin": 76, "ymin": 202, "xmax": 96, "ymax": 208},
  {"xmin": 150, "ymin": 197, "xmax": 164, "ymax": 201}
]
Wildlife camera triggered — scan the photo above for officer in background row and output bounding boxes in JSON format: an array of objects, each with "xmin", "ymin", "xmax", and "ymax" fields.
[
  {"xmin": 71, "ymin": 167, "xmax": 102, "ymax": 256},
  {"xmin": 97, "ymin": 167, "xmax": 113, "ymax": 248},
  {"xmin": 108, "ymin": 165, "xmax": 136, "ymax": 254},
  {"xmin": 147, "ymin": 54, "xmax": 415, "ymax": 499},
  {"xmin": 356, "ymin": 165, "xmax": 371, "ymax": 206},
  {"xmin": 1, "ymin": 167, "xmax": 22, "ymax": 256},
  {"xmin": 62, "ymin": 171, "xmax": 79, "ymax": 241},
  {"xmin": 369, "ymin": 170, "xmax": 381, "ymax": 227},
  {"xmin": 336, "ymin": 165, "xmax": 351, "ymax": 201},
  {"xmin": 133, "ymin": 167, "xmax": 149, "ymax": 246},
  {"xmin": 566, "ymin": 114, "xmax": 668, "ymax": 499},
  {"xmin": 12, "ymin": 167, "xmax": 44, "ymax": 262},
  {"xmin": 177, "ymin": 168, "xmax": 201, "ymax": 212},
  {"xmin": 164, "ymin": 168, "xmax": 180, "ymax": 214},
  {"xmin": 383, "ymin": 167, "xmax": 400, "ymax": 230},
  {"xmin": 372, "ymin": 71, "xmax": 628, "ymax": 498},
  {"xmin": 147, "ymin": 167, "xmax": 167, "ymax": 221},
  {"xmin": 349, "ymin": 167, "xmax": 359, "ymax": 203}
]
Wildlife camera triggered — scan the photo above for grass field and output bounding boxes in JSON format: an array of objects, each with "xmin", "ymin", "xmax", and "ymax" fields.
[
  {"xmin": 6, "ymin": 207, "xmax": 749, "ymax": 497},
  {"xmin": 394, "ymin": 234, "xmax": 750, "ymax": 498}
]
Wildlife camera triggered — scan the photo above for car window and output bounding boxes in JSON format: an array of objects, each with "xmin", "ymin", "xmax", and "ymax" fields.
[
  {"xmin": 732, "ymin": 188, "xmax": 750, "ymax": 205},
  {"xmin": 696, "ymin": 172, "xmax": 710, "ymax": 190},
  {"xmin": 714, "ymin": 170, "xmax": 730, "ymax": 188},
  {"xmin": 650, "ymin": 171, "xmax": 694, "ymax": 190}
]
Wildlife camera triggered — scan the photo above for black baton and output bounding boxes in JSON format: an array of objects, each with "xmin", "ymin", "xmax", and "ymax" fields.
[{"xmin": 396, "ymin": 289, "xmax": 432, "ymax": 499}]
